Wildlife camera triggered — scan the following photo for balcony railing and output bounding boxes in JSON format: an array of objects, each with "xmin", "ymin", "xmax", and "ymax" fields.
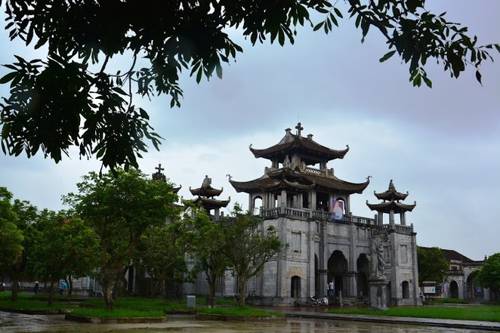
[
  {"xmin": 260, "ymin": 207, "xmax": 413, "ymax": 234},
  {"xmin": 260, "ymin": 207, "xmax": 376, "ymax": 224}
]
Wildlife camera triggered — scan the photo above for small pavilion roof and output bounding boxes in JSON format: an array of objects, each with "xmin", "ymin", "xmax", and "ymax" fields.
[
  {"xmin": 230, "ymin": 168, "xmax": 369, "ymax": 195},
  {"xmin": 172, "ymin": 185, "xmax": 182, "ymax": 194},
  {"xmin": 189, "ymin": 175, "xmax": 223, "ymax": 197},
  {"xmin": 189, "ymin": 197, "xmax": 230, "ymax": 210},
  {"xmin": 374, "ymin": 179, "xmax": 408, "ymax": 201},
  {"xmin": 366, "ymin": 200, "xmax": 416, "ymax": 214},
  {"xmin": 249, "ymin": 123, "xmax": 349, "ymax": 164}
]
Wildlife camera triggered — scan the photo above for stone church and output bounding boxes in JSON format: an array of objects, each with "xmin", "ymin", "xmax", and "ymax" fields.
[{"xmin": 222, "ymin": 123, "xmax": 421, "ymax": 307}]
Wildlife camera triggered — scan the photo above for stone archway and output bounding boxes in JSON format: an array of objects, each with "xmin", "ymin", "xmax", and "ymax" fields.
[
  {"xmin": 466, "ymin": 270, "xmax": 483, "ymax": 301},
  {"xmin": 328, "ymin": 250, "xmax": 348, "ymax": 296},
  {"xmin": 450, "ymin": 280, "xmax": 459, "ymax": 299},
  {"xmin": 356, "ymin": 254, "xmax": 369, "ymax": 299}
]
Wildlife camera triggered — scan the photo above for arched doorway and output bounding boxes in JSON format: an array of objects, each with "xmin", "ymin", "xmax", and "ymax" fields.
[
  {"xmin": 291, "ymin": 276, "xmax": 301, "ymax": 298},
  {"xmin": 328, "ymin": 250, "xmax": 348, "ymax": 296},
  {"xmin": 253, "ymin": 196, "xmax": 262, "ymax": 215},
  {"xmin": 402, "ymin": 281, "xmax": 410, "ymax": 299},
  {"xmin": 466, "ymin": 271, "xmax": 483, "ymax": 301},
  {"xmin": 356, "ymin": 254, "xmax": 369, "ymax": 299},
  {"xmin": 450, "ymin": 280, "xmax": 459, "ymax": 299}
]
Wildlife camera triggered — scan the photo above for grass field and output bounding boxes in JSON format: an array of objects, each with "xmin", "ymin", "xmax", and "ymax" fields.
[
  {"xmin": 0, "ymin": 291, "xmax": 73, "ymax": 313},
  {"xmin": 0, "ymin": 291, "xmax": 278, "ymax": 319},
  {"xmin": 329, "ymin": 305, "xmax": 500, "ymax": 322}
]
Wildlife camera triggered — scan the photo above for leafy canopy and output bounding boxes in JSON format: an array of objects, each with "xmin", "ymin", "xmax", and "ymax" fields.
[
  {"xmin": 478, "ymin": 253, "xmax": 500, "ymax": 291},
  {"xmin": 0, "ymin": 0, "xmax": 498, "ymax": 169},
  {"xmin": 29, "ymin": 210, "xmax": 99, "ymax": 287},
  {"xmin": 0, "ymin": 187, "xmax": 23, "ymax": 269},
  {"xmin": 417, "ymin": 246, "xmax": 448, "ymax": 283},
  {"xmin": 222, "ymin": 205, "xmax": 282, "ymax": 306},
  {"xmin": 63, "ymin": 168, "xmax": 179, "ymax": 308}
]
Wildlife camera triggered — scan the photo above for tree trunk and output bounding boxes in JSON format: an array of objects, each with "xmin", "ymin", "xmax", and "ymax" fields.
[
  {"xmin": 10, "ymin": 277, "xmax": 18, "ymax": 302},
  {"xmin": 207, "ymin": 277, "xmax": 216, "ymax": 308},
  {"xmin": 237, "ymin": 277, "xmax": 246, "ymax": 307},
  {"xmin": 48, "ymin": 280, "xmax": 55, "ymax": 306},
  {"xmin": 67, "ymin": 276, "xmax": 73, "ymax": 296},
  {"xmin": 103, "ymin": 281, "xmax": 115, "ymax": 310}
]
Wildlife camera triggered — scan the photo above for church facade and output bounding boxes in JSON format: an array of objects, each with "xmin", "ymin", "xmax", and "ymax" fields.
[{"xmin": 226, "ymin": 123, "xmax": 421, "ymax": 307}]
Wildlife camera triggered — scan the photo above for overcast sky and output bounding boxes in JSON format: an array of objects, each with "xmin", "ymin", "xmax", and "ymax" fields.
[{"xmin": 0, "ymin": 1, "xmax": 499, "ymax": 260}]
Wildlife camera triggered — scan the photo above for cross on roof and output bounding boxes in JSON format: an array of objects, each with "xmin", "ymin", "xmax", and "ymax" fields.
[
  {"xmin": 295, "ymin": 122, "xmax": 304, "ymax": 136},
  {"xmin": 155, "ymin": 163, "xmax": 164, "ymax": 173}
]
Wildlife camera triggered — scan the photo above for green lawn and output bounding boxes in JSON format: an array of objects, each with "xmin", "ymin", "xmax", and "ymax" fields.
[
  {"xmin": 0, "ymin": 292, "xmax": 281, "ymax": 320},
  {"xmin": 329, "ymin": 305, "xmax": 500, "ymax": 322},
  {"xmin": 0, "ymin": 291, "xmax": 72, "ymax": 313}
]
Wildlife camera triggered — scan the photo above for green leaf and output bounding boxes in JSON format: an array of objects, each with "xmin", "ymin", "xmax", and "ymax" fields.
[
  {"xmin": 0, "ymin": 72, "xmax": 17, "ymax": 84},
  {"xmin": 475, "ymin": 70, "xmax": 482, "ymax": 85},
  {"xmin": 379, "ymin": 50, "xmax": 396, "ymax": 63},
  {"xmin": 423, "ymin": 76, "xmax": 432, "ymax": 88},
  {"xmin": 313, "ymin": 22, "xmax": 324, "ymax": 31},
  {"xmin": 334, "ymin": 8, "xmax": 343, "ymax": 18}
]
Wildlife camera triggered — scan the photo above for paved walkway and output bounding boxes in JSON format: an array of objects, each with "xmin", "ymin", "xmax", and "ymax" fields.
[{"xmin": 284, "ymin": 310, "xmax": 500, "ymax": 332}]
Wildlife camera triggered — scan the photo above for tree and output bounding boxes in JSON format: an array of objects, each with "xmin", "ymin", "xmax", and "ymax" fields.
[
  {"xmin": 29, "ymin": 210, "xmax": 99, "ymax": 305},
  {"xmin": 1, "ymin": 0, "xmax": 498, "ymax": 169},
  {"xmin": 222, "ymin": 207, "xmax": 282, "ymax": 306},
  {"xmin": 186, "ymin": 207, "xmax": 228, "ymax": 307},
  {"xmin": 63, "ymin": 169, "xmax": 178, "ymax": 309},
  {"xmin": 478, "ymin": 253, "xmax": 500, "ymax": 293},
  {"xmin": 0, "ymin": 187, "xmax": 23, "ymax": 282},
  {"xmin": 417, "ymin": 246, "xmax": 448, "ymax": 284},
  {"xmin": 136, "ymin": 221, "xmax": 188, "ymax": 298},
  {"xmin": 6, "ymin": 198, "xmax": 38, "ymax": 301}
]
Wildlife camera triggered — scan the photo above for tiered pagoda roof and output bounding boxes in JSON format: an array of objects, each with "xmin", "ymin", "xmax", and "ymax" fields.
[
  {"xmin": 230, "ymin": 168, "xmax": 369, "ymax": 194},
  {"xmin": 374, "ymin": 179, "xmax": 408, "ymax": 201},
  {"xmin": 230, "ymin": 123, "xmax": 369, "ymax": 195},
  {"xmin": 188, "ymin": 175, "xmax": 230, "ymax": 211},
  {"xmin": 249, "ymin": 123, "xmax": 349, "ymax": 164},
  {"xmin": 152, "ymin": 163, "xmax": 181, "ymax": 193},
  {"xmin": 366, "ymin": 180, "xmax": 415, "ymax": 213}
]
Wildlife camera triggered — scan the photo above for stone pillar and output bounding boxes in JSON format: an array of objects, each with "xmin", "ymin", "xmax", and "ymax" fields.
[
  {"xmin": 348, "ymin": 224, "xmax": 357, "ymax": 298},
  {"xmin": 248, "ymin": 195, "xmax": 255, "ymax": 214},
  {"xmin": 310, "ymin": 191, "xmax": 317, "ymax": 210},
  {"xmin": 389, "ymin": 210, "xmax": 395, "ymax": 227},
  {"xmin": 318, "ymin": 220, "xmax": 328, "ymax": 297},
  {"xmin": 411, "ymin": 233, "xmax": 421, "ymax": 305},
  {"xmin": 214, "ymin": 208, "xmax": 220, "ymax": 220},
  {"xmin": 280, "ymin": 190, "xmax": 287, "ymax": 211},
  {"xmin": 378, "ymin": 213, "xmax": 383, "ymax": 226},
  {"xmin": 307, "ymin": 221, "xmax": 315, "ymax": 297},
  {"xmin": 297, "ymin": 193, "xmax": 303, "ymax": 208},
  {"xmin": 400, "ymin": 212, "xmax": 406, "ymax": 226},
  {"xmin": 346, "ymin": 196, "xmax": 351, "ymax": 215}
]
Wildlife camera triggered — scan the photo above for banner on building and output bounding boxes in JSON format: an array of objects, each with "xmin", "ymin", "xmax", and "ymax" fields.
[{"xmin": 329, "ymin": 196, "xmax": 344, "ymax": 221}]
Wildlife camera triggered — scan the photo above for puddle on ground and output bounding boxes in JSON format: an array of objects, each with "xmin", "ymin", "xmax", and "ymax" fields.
[{"xmin": 0, "ymin": 311, "xmax": 479, "ymax": 333}]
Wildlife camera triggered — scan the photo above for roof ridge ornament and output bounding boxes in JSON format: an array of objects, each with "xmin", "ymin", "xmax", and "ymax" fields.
[{"xmin": 295, "ymin": 122, "xmax": 304, "ymax": 136}]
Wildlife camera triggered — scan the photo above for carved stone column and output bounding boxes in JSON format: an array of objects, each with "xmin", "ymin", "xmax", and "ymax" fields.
[{"xmin": 389, "ymin": 210, "xmax": 395, "ymax": 227}]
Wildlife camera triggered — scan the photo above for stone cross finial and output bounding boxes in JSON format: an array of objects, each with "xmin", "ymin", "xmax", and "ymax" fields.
[
  {"xmin": 155, "ymin": 163, "xmax": 165, "ymax": 173},
  {"xmin": 295, "ymin": 122, "xmax": 304, "ymax": 136}
]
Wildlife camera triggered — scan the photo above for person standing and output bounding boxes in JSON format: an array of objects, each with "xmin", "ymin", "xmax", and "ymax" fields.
[
  {"xmin": 328, "ymin": 280, "xmax": 335, "ymax": 297},
  {"xmin": 34, "ymin": 281, "xmax": 39, "ymax": 294}
]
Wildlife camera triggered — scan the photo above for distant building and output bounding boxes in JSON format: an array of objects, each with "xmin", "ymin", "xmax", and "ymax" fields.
[{"xmin": 420, "ymin": 247, "xmax": 490, "ymax": 302}]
